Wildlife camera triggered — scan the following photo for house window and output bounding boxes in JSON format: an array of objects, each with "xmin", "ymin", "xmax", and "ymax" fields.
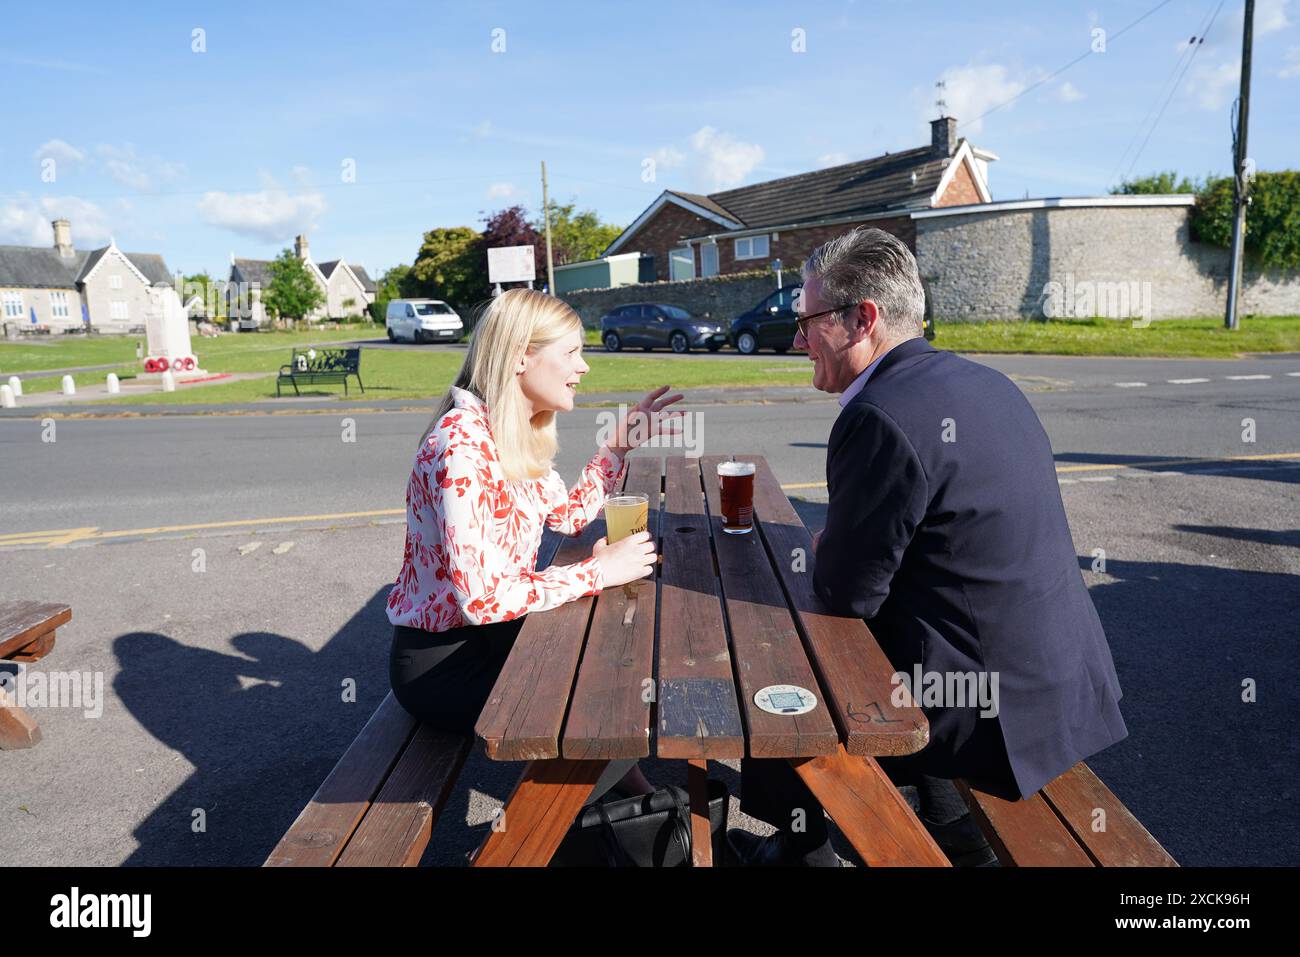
[
  {"xmin": 111, "ymin": 300, "xmax": 129, "ymax": 320},
  {"xmin": 110, "ymin": 274, "xmax": 123, "ymax": 289},
  {"xmin": 2, "ymin": 291, "xmax": 23, "ymax": 319},
  {"xmin": 50, "ymin": 291, "xmax": 70, "ymax": 319},
  {"xmin": 699, "ymin": 243, "xmax": 719, "ymax": 278},
  {"xmin": 669, "ymin": 246, "xmax": 695, "ymax": 281},
  {"xmin": 735, "ymin": 235, "xmax": 770, "ymax": 260}
]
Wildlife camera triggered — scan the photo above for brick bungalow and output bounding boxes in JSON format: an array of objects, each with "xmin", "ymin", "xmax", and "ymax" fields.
[{"xmin": 603, "ymin": 116, "xmax": 996, "ymax": 282}]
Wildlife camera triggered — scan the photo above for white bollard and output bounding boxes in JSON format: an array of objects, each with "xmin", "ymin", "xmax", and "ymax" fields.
[
  {"xmin": 62, "ymin": 374, "xmax": 76, "ymax": 396},
  {"xmin": 161, "ymin": 370, "xmax": 176, "ymax": 392},
  {"xmin": 7, "ymin": 375, "xmax": 21, "ymax": 397},
  {"xmin": 106, "ymin": 373, "xmax": 120, "ymax": 394},
  {"xmin": 1, "ymin": 384, "xmax": 14, "ymax": 408}
]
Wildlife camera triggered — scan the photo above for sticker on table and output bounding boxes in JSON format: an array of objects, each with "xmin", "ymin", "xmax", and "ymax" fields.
[{"xmin": 754, "ymin": 684, "xmax": 817, "ymax": 716}]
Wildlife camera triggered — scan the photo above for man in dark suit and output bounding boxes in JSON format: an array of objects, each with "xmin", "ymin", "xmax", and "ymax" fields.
[{"xmin": 728, "ymin": 227, "xmax": 1128, "ymax": 867}]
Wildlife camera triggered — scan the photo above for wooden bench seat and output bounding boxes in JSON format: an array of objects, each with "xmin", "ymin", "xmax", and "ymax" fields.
[
  {"xmin": 956, "ymin": 762, "xmax": 1177, "ymax": 867},
  {"xmin": 1, "ymin": 599, "xmax": 71, "ymax": 750},
  {"xmin": 264, "ymin": 692, "xmax": 470, "ymax": 867}
]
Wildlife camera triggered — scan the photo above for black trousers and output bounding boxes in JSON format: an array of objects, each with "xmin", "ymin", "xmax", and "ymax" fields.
[
  {"xmin": 389, "ymin": 618, "xmax": 635, "ymax": 805},
  {"xmin": 739, "ymin": 752, "xmax": 970, "ymax": 845}
]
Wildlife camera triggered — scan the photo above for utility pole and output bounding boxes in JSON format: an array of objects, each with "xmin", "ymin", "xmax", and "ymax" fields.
[
  {"xmin": 541, "ymin": 161, "xmax": 555, "ymax": 295},
  {"xmin": 1225, "ymin": 0, "xmax": 1255, "ymax": 330}
]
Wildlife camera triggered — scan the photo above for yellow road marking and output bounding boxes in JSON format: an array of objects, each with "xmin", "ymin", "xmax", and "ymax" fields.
[{"xmin": 5, "ymin": 451, "xmax": 1298, "ymax": 547}]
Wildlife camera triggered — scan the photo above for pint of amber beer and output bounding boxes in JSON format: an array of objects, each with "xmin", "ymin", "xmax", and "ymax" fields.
[{"xmin": 717, "ymin": 461, "xmax": 756, "ymax": 535}]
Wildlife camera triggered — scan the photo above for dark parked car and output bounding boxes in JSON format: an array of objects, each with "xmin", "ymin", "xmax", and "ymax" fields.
[
  {"xmin": 729, "ymin": 284, "xmax": 801, "ymax": 354},
  {"xmin": 730, "ymin": 283, "xmax": 936, "ymax": 353},
  {"xmin": 600, "ymin": 303, "xmax": 727, "ymax": 353}
]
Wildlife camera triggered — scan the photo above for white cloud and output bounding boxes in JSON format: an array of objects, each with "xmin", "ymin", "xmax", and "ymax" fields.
[
  {"xmin": 1279, "ymin": 45, "xmax": 1300, "ymax": 78},
  {"xmin": 0, "ymin": 194, "xmax": 115, "ymax": 246},
  {"xmin": 486, "ymin": 182, "xmax": 517, "ymax": 198},
  {"xmin": 33, "ymin": 139, "xmax": 87, "ymax": 168},
  {"xmin": 651, "ymin": 145, "xmax": 686, "ymax": 169},
  {"xmin": 94, "ymin": 143, "xmax": 185, "ymax": 191},
  {"xmin": 1257, "ymin": 0, "xmax": 1292, "ymax": 35},
  {"xmin": 817, "ymin": 152, "xmax": 850, "ymax": 168},
  {"xmin": 930, "ymin": 63, "xmax": 1027, "ymax": 134},
  {"xmin": 472, "ymin": 119, "xmax": 493, "ymax": 137},
  {"xmin": 686, "ymin": 127, "xmax": 764, "ymax": 189},
  {"xmin": 1056, "ymin": 81, "xmax": 1085, "ymax": 103},
  {"xmin": 196, "ymin": 177, "xmax": 326, "ymax": 241},
  {"xmin": 1187, "ymin": 59, "xmax": 1241, "ymax": 110}
]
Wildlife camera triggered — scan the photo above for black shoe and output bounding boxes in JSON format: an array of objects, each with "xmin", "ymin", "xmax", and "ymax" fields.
[
  {"xmin": 922, "ymin": 813, "xmax": 999, "ymax": 867},
  {"xmin": 725, "ymin": 828, "xmax": 839, "ymax": 867}
]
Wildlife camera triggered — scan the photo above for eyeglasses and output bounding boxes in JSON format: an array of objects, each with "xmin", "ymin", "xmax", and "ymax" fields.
[{"xmin": 795, "ymin": 302, "xmax": 858, "ymax": 339}]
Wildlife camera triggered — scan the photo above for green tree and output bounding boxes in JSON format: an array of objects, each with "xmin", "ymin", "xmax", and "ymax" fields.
[
  {"xmin": 532, "ymin": 200, "xmax": 625, "ymax": 265},
  {"xmin": 1190, "ymin": 170, "xmax": 1300, "ymax": 268},
  {"xmin": 409, "ymin": 226, "xmax": 482, "ymax": 307},
  {"xmin": 1111, "ymin": 171, "xmax": 1201, "ymax": 194},
  {"xmin": 368, "ymin": 264, "xmax": 415, "ymax": 321},
  {"xmin": 262, "ymin": 249, "xmax": 325, "ymax": 326},
  {"xmin": 180, "ymin": 271, "xmax": 226, "ymax": 318}
]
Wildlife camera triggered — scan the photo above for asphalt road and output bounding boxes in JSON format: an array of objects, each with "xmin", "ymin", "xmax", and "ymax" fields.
[{"xmin": 1, "ymin": 353, "xmax": 1296, "ymax": 866}]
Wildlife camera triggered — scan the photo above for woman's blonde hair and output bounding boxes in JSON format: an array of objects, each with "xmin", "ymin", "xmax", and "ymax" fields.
[{"xmin": 420, "ymin": 288, "xmax": 584, "ymax": 482}]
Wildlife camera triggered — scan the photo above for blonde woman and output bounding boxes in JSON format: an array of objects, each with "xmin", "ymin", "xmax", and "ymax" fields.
[{"xmin": 387, "ymin": 288, "xmax": 684, "ymax": 804}]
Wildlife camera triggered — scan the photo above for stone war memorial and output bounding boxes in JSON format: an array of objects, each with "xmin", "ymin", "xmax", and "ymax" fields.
[{"xmin": 140, "ymin": 283, "xmax": 206, "ymax": 380}]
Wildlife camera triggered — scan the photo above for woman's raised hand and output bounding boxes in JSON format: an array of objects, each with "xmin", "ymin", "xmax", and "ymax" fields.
[
  {"xmin": 608, "ymin": 385, "xmax": 686, "ymax": 456},
  {"xmin": 591, "ymin": 531, "xmax": 656, "ymax": 588}
]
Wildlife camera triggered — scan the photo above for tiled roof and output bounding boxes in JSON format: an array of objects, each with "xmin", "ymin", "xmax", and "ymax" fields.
[
  {"xmin": 0, "ymin": 244, "xmax": 172, "ymax": 288},
  {"xmin": 697, "ymin": 145, "xmax": 948, "ymax": 232},
  {"xmin": 350, "ymin": 264, "xmax": 376, "ymax": 293},
  {"xmin": 232, "ymin": 258, "xmax": 274, "ymax": 286}
]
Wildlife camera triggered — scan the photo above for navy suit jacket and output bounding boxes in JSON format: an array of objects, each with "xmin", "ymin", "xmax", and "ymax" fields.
[{"xmin": 813, "ymin": 337, "xmax": 1127, "ymax": 799}]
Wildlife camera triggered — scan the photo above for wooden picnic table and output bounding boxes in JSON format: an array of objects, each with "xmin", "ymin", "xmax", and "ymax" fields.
[
  {"xmin": 1, "ymin": 599, "xmax": 72, "ymax": 749},
  {"xmin": 470, "ymin": 454, "xmax": 950, "ymax": 867}
]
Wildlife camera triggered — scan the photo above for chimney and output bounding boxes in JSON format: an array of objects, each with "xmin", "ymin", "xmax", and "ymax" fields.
[
  {"xmin": 294, "ymin": 234, "xmax": 310, "ymax": 260},
  {"xmin": 52, "ymin": 219, "xmax": 74, "ymax": 258},
  {"xmin": 931, "ymin": 116, "xmax": 958, "ymax": 157}
]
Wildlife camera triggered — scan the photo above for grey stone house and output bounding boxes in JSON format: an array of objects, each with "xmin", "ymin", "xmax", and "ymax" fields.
[
  {"xmin": 0, "ymin": 219, "xmax": 173, "ymax": 332},
  {"xmin": 227, "ymin": 234, "xmax": 376, "ymax": 326}
]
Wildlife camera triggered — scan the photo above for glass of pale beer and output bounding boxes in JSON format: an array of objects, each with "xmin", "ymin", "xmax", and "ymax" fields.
[
  {"xmin": 717, "ymin": 461, "xmax": 756, "ymax": 534},
  {"xmin": 603, "ymin": 494, "xmax": 650, "ymax": 595},
  {"xmin": 605, "ymin": 494, "xmax": 649, "ymax": 544}
]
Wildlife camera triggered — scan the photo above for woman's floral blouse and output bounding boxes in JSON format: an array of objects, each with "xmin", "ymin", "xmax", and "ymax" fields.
[{"xmin": 387, "ymin": 385, "xmax": 625, "ymax": 632}]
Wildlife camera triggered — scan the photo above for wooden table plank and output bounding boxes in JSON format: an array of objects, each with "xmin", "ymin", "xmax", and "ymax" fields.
[
  {"xmin": 656, "ymin": 457, "xmax": 745, "ymax": 759},
  {"xmin": 701, "ymin": 454, "xmax": 839, "ymax": 758},
  {"xmin": 475, "ymin": 467, "xmax": 624, "ymax": 761},
  {"xmin": 0, "ymin": 600, "xmax": 71, "ymax": 659},
  {"xmin": 562, "ymin": 456, "xmax": 660, "ymax": 759},
  {"xmin": 263, "ymin": 692, "xmax": 418, "ymax": 866},
  {"xmin": 1042, "ymin": 763, "xmax": 1178, "ymax": 867},
  {"xmin": 748, "ymin": 455, "xmax": 930, "ymax": 757},
  {"xmin": 792, "ymin": 746, "xmax": 951, "ymax": 866}
]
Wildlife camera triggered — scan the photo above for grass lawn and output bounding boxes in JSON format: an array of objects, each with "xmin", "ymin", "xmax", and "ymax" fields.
[
  {"xmin": 5, "ymin": 315, "xmax": 1296, "ymax": 406},
  {"xmin": 933, "ymin": 315, "xmax": 1300, "ymax": 357}
]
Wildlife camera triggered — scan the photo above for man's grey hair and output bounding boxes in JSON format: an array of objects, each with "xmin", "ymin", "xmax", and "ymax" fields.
[{"xmin": 801, "ymin": 226, "xmax": 925, "ymax": 341}]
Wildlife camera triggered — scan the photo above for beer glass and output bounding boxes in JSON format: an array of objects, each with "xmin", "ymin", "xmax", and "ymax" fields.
[
  {"xmin": 603, "ymin": 493, "xmax": 650, "ymax": 595},
  {"xmin": 717, "ymin": 461, "xmax": 756, "ymax": 534}
]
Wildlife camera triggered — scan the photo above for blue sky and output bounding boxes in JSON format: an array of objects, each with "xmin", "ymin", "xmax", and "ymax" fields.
[{"xmin": 2, "ymin": 0, "xmax": 1296, "ymax": 279}]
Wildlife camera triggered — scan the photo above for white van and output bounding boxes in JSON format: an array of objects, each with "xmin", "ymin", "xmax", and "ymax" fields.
[{"xmin": 385, "ymin": 299, "xmax": 464, "ymax": 343}]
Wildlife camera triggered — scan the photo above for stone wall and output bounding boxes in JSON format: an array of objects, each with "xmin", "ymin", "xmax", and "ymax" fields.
[{"xmin": 915, "ymin": 204, "xmax": 1300, "ymax": 321}]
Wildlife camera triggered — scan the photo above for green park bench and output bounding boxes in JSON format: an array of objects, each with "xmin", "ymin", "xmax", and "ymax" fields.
[{"xmin": 276, "ymin": 347, "xmax": 365, "ymax": 397}]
